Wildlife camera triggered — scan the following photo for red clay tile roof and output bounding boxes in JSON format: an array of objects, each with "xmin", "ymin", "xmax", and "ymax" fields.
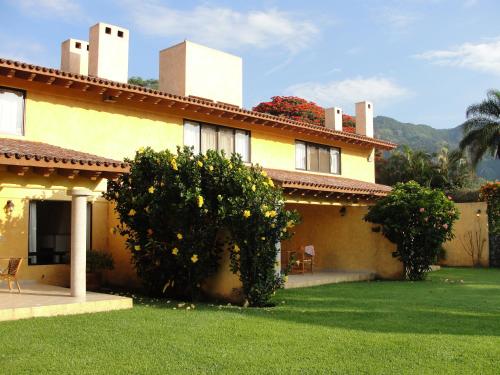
[
  {"xmin": 265, "ymin": 168, "xmax": 391, "ymax": 196},
  {"xmin": 0, "ymin": 58, "xmax": 397, "ymax": 150},
  {"xmin": 0, "ymin": 138, "xmax": 129, "ymax": 172}
]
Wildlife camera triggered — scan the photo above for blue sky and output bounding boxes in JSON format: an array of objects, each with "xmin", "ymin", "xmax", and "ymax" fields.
[{"xmin": 1, "ymin": 0, "xmax": 499, "ymax": 129}]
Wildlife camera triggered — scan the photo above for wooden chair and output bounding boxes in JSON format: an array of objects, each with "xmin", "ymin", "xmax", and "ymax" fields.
[
  {"xmin": 0, "ymin": 258, "xmax": 22, "ymax": 293},
  {"xmin": 288, "ymin": 245, "xmax": 315, "ymax": 274}
]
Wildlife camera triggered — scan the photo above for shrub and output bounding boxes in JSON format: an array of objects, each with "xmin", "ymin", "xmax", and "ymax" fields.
[
  {"xmin": 480, "ymin": 181, "xmax": 500, "ymax": 235},
  {"xmin": 86, "ymin": 249, "xmax": 114, "ymax": 273},
  {"xmin": 104, "ymin": 147, "xmax": 299, "ymax": 306},
  {"xmin": 365, "ymin": 181, "xmax": 459, "ymax": 280}
]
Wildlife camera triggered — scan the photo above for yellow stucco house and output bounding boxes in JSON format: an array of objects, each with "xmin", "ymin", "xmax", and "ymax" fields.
[{"xmin": 0, "ymin": 22, "xmax": 401, "ymax": 299}]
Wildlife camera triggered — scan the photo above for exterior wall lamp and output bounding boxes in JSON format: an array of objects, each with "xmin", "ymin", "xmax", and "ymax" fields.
[{"xmin": 4, "ymin": 200, "xmax": 14, "ymax": 214}]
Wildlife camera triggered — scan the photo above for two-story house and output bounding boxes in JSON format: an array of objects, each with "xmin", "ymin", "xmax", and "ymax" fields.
[{"xmin": 0, "ymin": 22, "xmax": 401, "ymax": 299}]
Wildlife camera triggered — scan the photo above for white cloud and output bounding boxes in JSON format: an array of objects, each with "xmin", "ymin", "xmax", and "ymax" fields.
[
  {"xmin": 10, "ymin": 0, "xmax": 82, "ymax": 18},
  {"xmin": 415, "ymin": 38, "xmax": 500, "ymax": 75},
  {"xmin": 127, "ymin": 2, "xmax": 319, "ymax": 53},
  {"xmin": 285, "ymin": 77, "xmax": 411, "ymax": 108}
]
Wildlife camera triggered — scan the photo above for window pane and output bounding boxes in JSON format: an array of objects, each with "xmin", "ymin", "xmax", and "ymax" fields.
[
  {"xmin": 235, "ymin": 130, "xmax": 250, "ymax": 162},
  {"xmin": 183, "ymin": 121, "xmax": 200, "ymax": 154},
  {"xmin": 218, "ymin": 127, "xmax": 234, "ymax": 156},
  {"xmin": 307, "ymin": 145, "xmax": 319, "ymax": 171},
  {"xmin": 319, "ymin": 147, "xmax": 330, "ymax": 173},
  {"xmin": 295, "ymin": 142, "xmax": 306, "ymax": 169},
  {"xmin": 0, "ymin": 89, "xmax": 23, "ymax": 135},
  {"xmin": 330, "ymin": 148, "xmax": 340, "ymax": 174},
  {"xmin": 201, "ymin": 125, "xmax": 217, "ymax": 153}
]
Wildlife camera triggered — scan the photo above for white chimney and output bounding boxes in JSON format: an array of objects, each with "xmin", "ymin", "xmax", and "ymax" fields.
[
  {"xmin": 88, "ymin": 23, "xmax": 129, "ymax": 83},
  {"xmin": 159, "ymin": 41, "xmax": 243, "ymax": 107},
  {"xmin": 61, "ymin": 39, "xmax": 89, "ymax": 75},
  {"xmin": 325, "ymin": 107, "xmax": 343, "ymax": 131},
  {"xmin": 355, "ymin": 101, "xmax": 374, "ymax": 137}
]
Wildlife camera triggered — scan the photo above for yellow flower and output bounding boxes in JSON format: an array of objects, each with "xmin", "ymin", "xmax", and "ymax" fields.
[
  {"xmin": 128, "ymin": 209, "xmax": 136, "ymax": 216},
  {"xmin": 148, "ymin": 186, "xmax": 155, "ymax": 194},
  {"xmin": 209, "ymin": 165, "xmax": 214, "ymax": 171},
  {"xmin": 137, "ymin": 147, "xmax": 145, "ymax": 154},
  {"xmin": 261, "ymin": 170, "xmax": 267, "ymax": 177},
  {"xmin": 171, "ymin": 247, "xmax": 179, "ymax": 255},
  {"xmin": 198, "ymin": 195, "xmax": 204, "ymax": 208},
  {"xmin": 263, "ymin": 181, "xmax": 268, "ymax": 187},
  {"xmin": 284, "ymin": 276, "xmax": 288, "ymax": 282},
  {"xmin": 234, "ymin": 244, "xmax": 240, "ymax": 253},
  {"xmin": 191, "ymin": 254, "xmax": 199, "ymax": 263},
  {"xmin": 228, "ymin": 163, "xmax": 233, "ymax": 169},
  {"xmin": 268, "ymin": 178, "xmax": 274, "ymax": 187},
  {"xmin": 177, "ymin": 233, "xmax": 183, "ymax": 240},
  {"xmin": 247, "ymin": 176, "xmax": 252, "ymax": 182},
  {"xmin": 271, "ymin": 223, "xmax": 276, "ymax": 228},
  {"xmin": 243, "ymin": 210, "xmax": 251, "ymax": 218},
  {"xmin": 286, "ymin": 220, "xmax": 295, "ymax": 228},
  {"xmin": 197, "ymin": 160, "xmax": 203, "ymax": 168},
  {"xmin": 265, "ymin": 210, "xmax": 277, "ymax": 218},
  {"xmin": 261, "ymin": 237, "xmax": 266, "ymax": 241},
  {"xmin": 251, "ymin": 185, "xmax": 256, "ymax": 192},
  {"xmin": 171, "ymin": 159, "xmax": 178, "ymax": 171},
  {"xmin": 134, "ymin": 245, "xmax": 141, "ymax": 251}
]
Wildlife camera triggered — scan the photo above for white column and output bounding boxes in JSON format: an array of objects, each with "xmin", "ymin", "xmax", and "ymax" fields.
[
  {"xmin": 275, "ymin": 241, "xmax": 282, "ymax": 275},
  {"xmin": 69, "ymin": 188, "xmax": 92, "ymax": 298}
]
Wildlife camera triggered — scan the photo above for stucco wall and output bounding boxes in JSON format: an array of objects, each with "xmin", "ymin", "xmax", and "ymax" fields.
[
  {"xmin": 0, "ymin": 170, "xmax": 108, "ymax": 287},
  {"xmin": 442, "ymin": 202, "xmax": 489, "ymax": 267},
  {"xmin": 282, "ymin": 203, "xmax": 402, "ymax": 279}
]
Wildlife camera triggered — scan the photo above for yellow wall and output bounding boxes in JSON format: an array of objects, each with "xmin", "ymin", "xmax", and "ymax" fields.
[
  {"xmin": 282, "ymin": 203, "xmax": 402, "ymax": 279},
  {"xmin": 442, "ymin": 202, "xmax": 489, "ymax": 267},
  {"xmin": 0, "ymin": 169, "xmax": 108, "ymax": 287}
]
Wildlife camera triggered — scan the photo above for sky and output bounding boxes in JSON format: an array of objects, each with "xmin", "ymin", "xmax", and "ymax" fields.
[{"xmin": 0, "ymin": 0, "xmax": 499, "ymax": 129}]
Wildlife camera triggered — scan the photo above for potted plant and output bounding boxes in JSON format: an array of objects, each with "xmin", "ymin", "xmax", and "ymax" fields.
[{"xmin": 86, "ymin": 249, "xmax": 114, "ymax": 291}]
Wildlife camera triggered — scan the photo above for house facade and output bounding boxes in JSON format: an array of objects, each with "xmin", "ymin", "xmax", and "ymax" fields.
[{"xmin": 0, "ymin": 22, "xmax": 401, "ymax": 298}]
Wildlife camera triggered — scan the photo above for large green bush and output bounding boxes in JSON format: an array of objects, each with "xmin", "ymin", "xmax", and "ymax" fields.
[
  {"xmin": 365, "ymin": 181, "xmax": 459, "ymax": 280},
  {"xmin": 104, "ymin": 147, "xmax": 299, "ymax": 306}
]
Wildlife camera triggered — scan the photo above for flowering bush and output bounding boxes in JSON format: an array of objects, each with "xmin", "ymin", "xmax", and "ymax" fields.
[
  {"xmin": 105, "ymin": 147, "xmax": 299, "ymax": 306},
  {"xmin": 365, "ymin": 181, "xmax": 459, "ymax": 280},
  {"xmin": 480, "ymin": 181, "xmax": 500, "ymax": 235},
  {"xmin": 252, "ymin": 96, "xmax": 356, "ymax": 132}
]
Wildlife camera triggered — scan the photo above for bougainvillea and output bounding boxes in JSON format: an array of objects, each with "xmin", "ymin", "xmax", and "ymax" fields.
[
  {"xmin": 480, "ymin": 181, "xmax": 500, "ymax": 235},
  {"xmin": 365, "ymin": 181, "xmax": 459, "ymax": 280},
  {"xmin": 253, "ymin": 96, "xmax": 356, "ymax": 132},
  {"xmin": 105, "ymin": 147, "xmax": 299, "ymax": 306}
]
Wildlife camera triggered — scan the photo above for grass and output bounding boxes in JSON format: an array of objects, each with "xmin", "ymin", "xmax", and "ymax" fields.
[{"xmin": 1, "ymin": 267, "xmax": 499, "ymax": 374}]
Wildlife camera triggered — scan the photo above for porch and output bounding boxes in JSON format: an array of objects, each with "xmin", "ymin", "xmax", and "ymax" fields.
[
  {"xmin": 285, "ymin": 270, "xmax": 375, "ymax": 289},
  {"xmin": 0, "ymin": 282, "xmax": 132, "ymax": 322}
]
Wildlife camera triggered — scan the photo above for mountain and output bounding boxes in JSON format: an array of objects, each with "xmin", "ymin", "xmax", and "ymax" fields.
[{"xmin": 374, "ymin": 116, "xmax": 500, "ymax": 180}]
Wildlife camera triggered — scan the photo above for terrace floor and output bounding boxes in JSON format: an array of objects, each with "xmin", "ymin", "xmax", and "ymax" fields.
[
  {"xmin": 285, "ymin": 270, "xmax": 375, "ymax": 289},
  {"xmin": 0, "ymin": 282, "xmax": 132, "ymax": 322}
]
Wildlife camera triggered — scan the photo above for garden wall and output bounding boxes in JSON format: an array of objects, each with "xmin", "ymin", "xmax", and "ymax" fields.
[{"xmin": 441, "ymin": 202, "xmax": 489, "ymax": 267}]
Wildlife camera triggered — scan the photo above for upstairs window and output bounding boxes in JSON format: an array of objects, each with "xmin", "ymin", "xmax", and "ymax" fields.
[
  {"xmin": 184, "ymin": 120, "xmax": 250, "ymax": 162},
  {"xmin": 0, "ymin": 88, "xmax": 24, "ymax": 135},
  {"xmin": 295, "ymin": 141, "xmax": 340, "ymax": 174}
]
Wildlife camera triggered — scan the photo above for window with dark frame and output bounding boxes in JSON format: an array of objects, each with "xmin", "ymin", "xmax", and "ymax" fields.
[
  {"xmin": 0, "ymin": 87, "xmax": 25, "ymax": 136},
  {"xmin": 183, "ymin": 120, "xmax": 250, "ymax": 162},
  {"xmin": 295, "ymin": 140, "xmax": 341, "ymax": 175},
  {"xmin": 28, "ymin": 201, "xmax": 92, "ymax": 266}
]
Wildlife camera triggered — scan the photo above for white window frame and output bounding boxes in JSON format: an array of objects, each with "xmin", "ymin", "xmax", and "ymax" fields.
[
  {"xmin": 295, "ymin": 140, "xmax": 341, "ymax": 175},
  {"xmin": 0, "ymin": 87, "xmax": 25, "ymax": 136}
]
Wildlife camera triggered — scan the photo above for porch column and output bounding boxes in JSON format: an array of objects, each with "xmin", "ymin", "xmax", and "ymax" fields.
[
  {"xmin": 275, "ymin": 241, "xmax": 281, "ymax": 275},
  {"xmin": 69, "ymin": 188, "xmax": 92, "ymax": 298}
]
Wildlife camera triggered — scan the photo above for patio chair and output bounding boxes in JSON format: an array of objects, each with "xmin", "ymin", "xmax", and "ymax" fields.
[
  {"xmin": 0, "ymin": 258, "xmax": 23, "ymax": 293},
  {"xmin": 289, "ymin": 245, "xmax": 315, "ymax": 274}
]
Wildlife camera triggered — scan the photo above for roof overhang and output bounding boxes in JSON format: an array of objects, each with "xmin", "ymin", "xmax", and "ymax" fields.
[{"xmin": 0, "ymin": 58, "xmax": 397, "ymax": 151}]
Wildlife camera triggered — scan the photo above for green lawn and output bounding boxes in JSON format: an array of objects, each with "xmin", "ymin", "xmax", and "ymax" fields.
[{"xmin": 1, "ymin": 268, "xmax": 499, "ymax": 374}]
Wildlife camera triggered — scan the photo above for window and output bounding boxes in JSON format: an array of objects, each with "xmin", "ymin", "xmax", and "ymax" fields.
[
  {"xmin": 184, "ymin": 120, "xmax": 250, "ymax": 162},
  {"xmin": 295, "ymin": 141, "xmax": 341, "ymax": 174},
  {"xmin": 0, "ymin": 87, "xmax": 24, "ymax": 135},
  {"xmin": 28, "ymin": 201, "xmax": 91, "ymax": 265}
]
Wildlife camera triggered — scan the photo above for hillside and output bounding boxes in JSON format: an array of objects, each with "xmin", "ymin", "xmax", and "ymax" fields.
[{"xmin": 374, "ymin": 116, "xmax": 499, "ymax": 180}]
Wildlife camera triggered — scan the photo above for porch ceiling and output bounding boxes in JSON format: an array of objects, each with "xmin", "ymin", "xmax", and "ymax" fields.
[{"xmin": 0, "ymin": 137, "xmax": 129, "ymax": 180}]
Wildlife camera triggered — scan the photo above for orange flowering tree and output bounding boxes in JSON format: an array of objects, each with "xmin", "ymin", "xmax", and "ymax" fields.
[
  {"xmin": 253, "ymin": 96, "xmax": 356, "ymax": 132},
  {"xmin": 105, "ymin": 147, "xmax": 299, "ymax": 306}
]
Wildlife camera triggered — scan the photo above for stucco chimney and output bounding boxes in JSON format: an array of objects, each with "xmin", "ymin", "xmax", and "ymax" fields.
[
  {"xmin": 61, "ymin": 39, "xmax": 89, "ymax": 75},
  {"xmin": 159, "ymin": 41, "xmax": 243, "ymax": 107},
  {"xmin": 355, "ymin": 101, "xmax": 374, "ymax": 137},
  {"xmin": 325, "ymin": 107, "xmax": 343, "ymax": 131},
  {"xmin": 88, "ymin": 23, "xmax": 129, "ymax": 83}
]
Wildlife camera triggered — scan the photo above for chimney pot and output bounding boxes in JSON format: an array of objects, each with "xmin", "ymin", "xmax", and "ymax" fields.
[
  {"xmin": 325, "ymin": 107, "xmax": 343, "ymax": 131},
  {"xmin": 61, "ymin": 39, "xmax": 89, "ymax": 75}
]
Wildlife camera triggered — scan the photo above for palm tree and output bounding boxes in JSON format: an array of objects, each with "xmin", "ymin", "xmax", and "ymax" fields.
[{"xmin": 459, "ymin": 90, "xmax": 500, "ymax": 167}]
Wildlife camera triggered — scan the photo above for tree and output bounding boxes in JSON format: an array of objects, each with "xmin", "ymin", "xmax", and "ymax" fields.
[
  {"xmin": 104, "ymin": 146, "xmax": 299, "ymax": 306},
  {"xmin": 253, "ymin": 96, "xmax": 356, "ymax": 132},
  {"xmin": 128, "ymin": 77, "xmax": 159, "ymax": 90},
  {"xmin": 459, "ymin": 89, "xmax": 500, "ymax": 167},
  {"xmin": 365, "ymin": 181, "xmax": 459, "ymax": 280}
]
